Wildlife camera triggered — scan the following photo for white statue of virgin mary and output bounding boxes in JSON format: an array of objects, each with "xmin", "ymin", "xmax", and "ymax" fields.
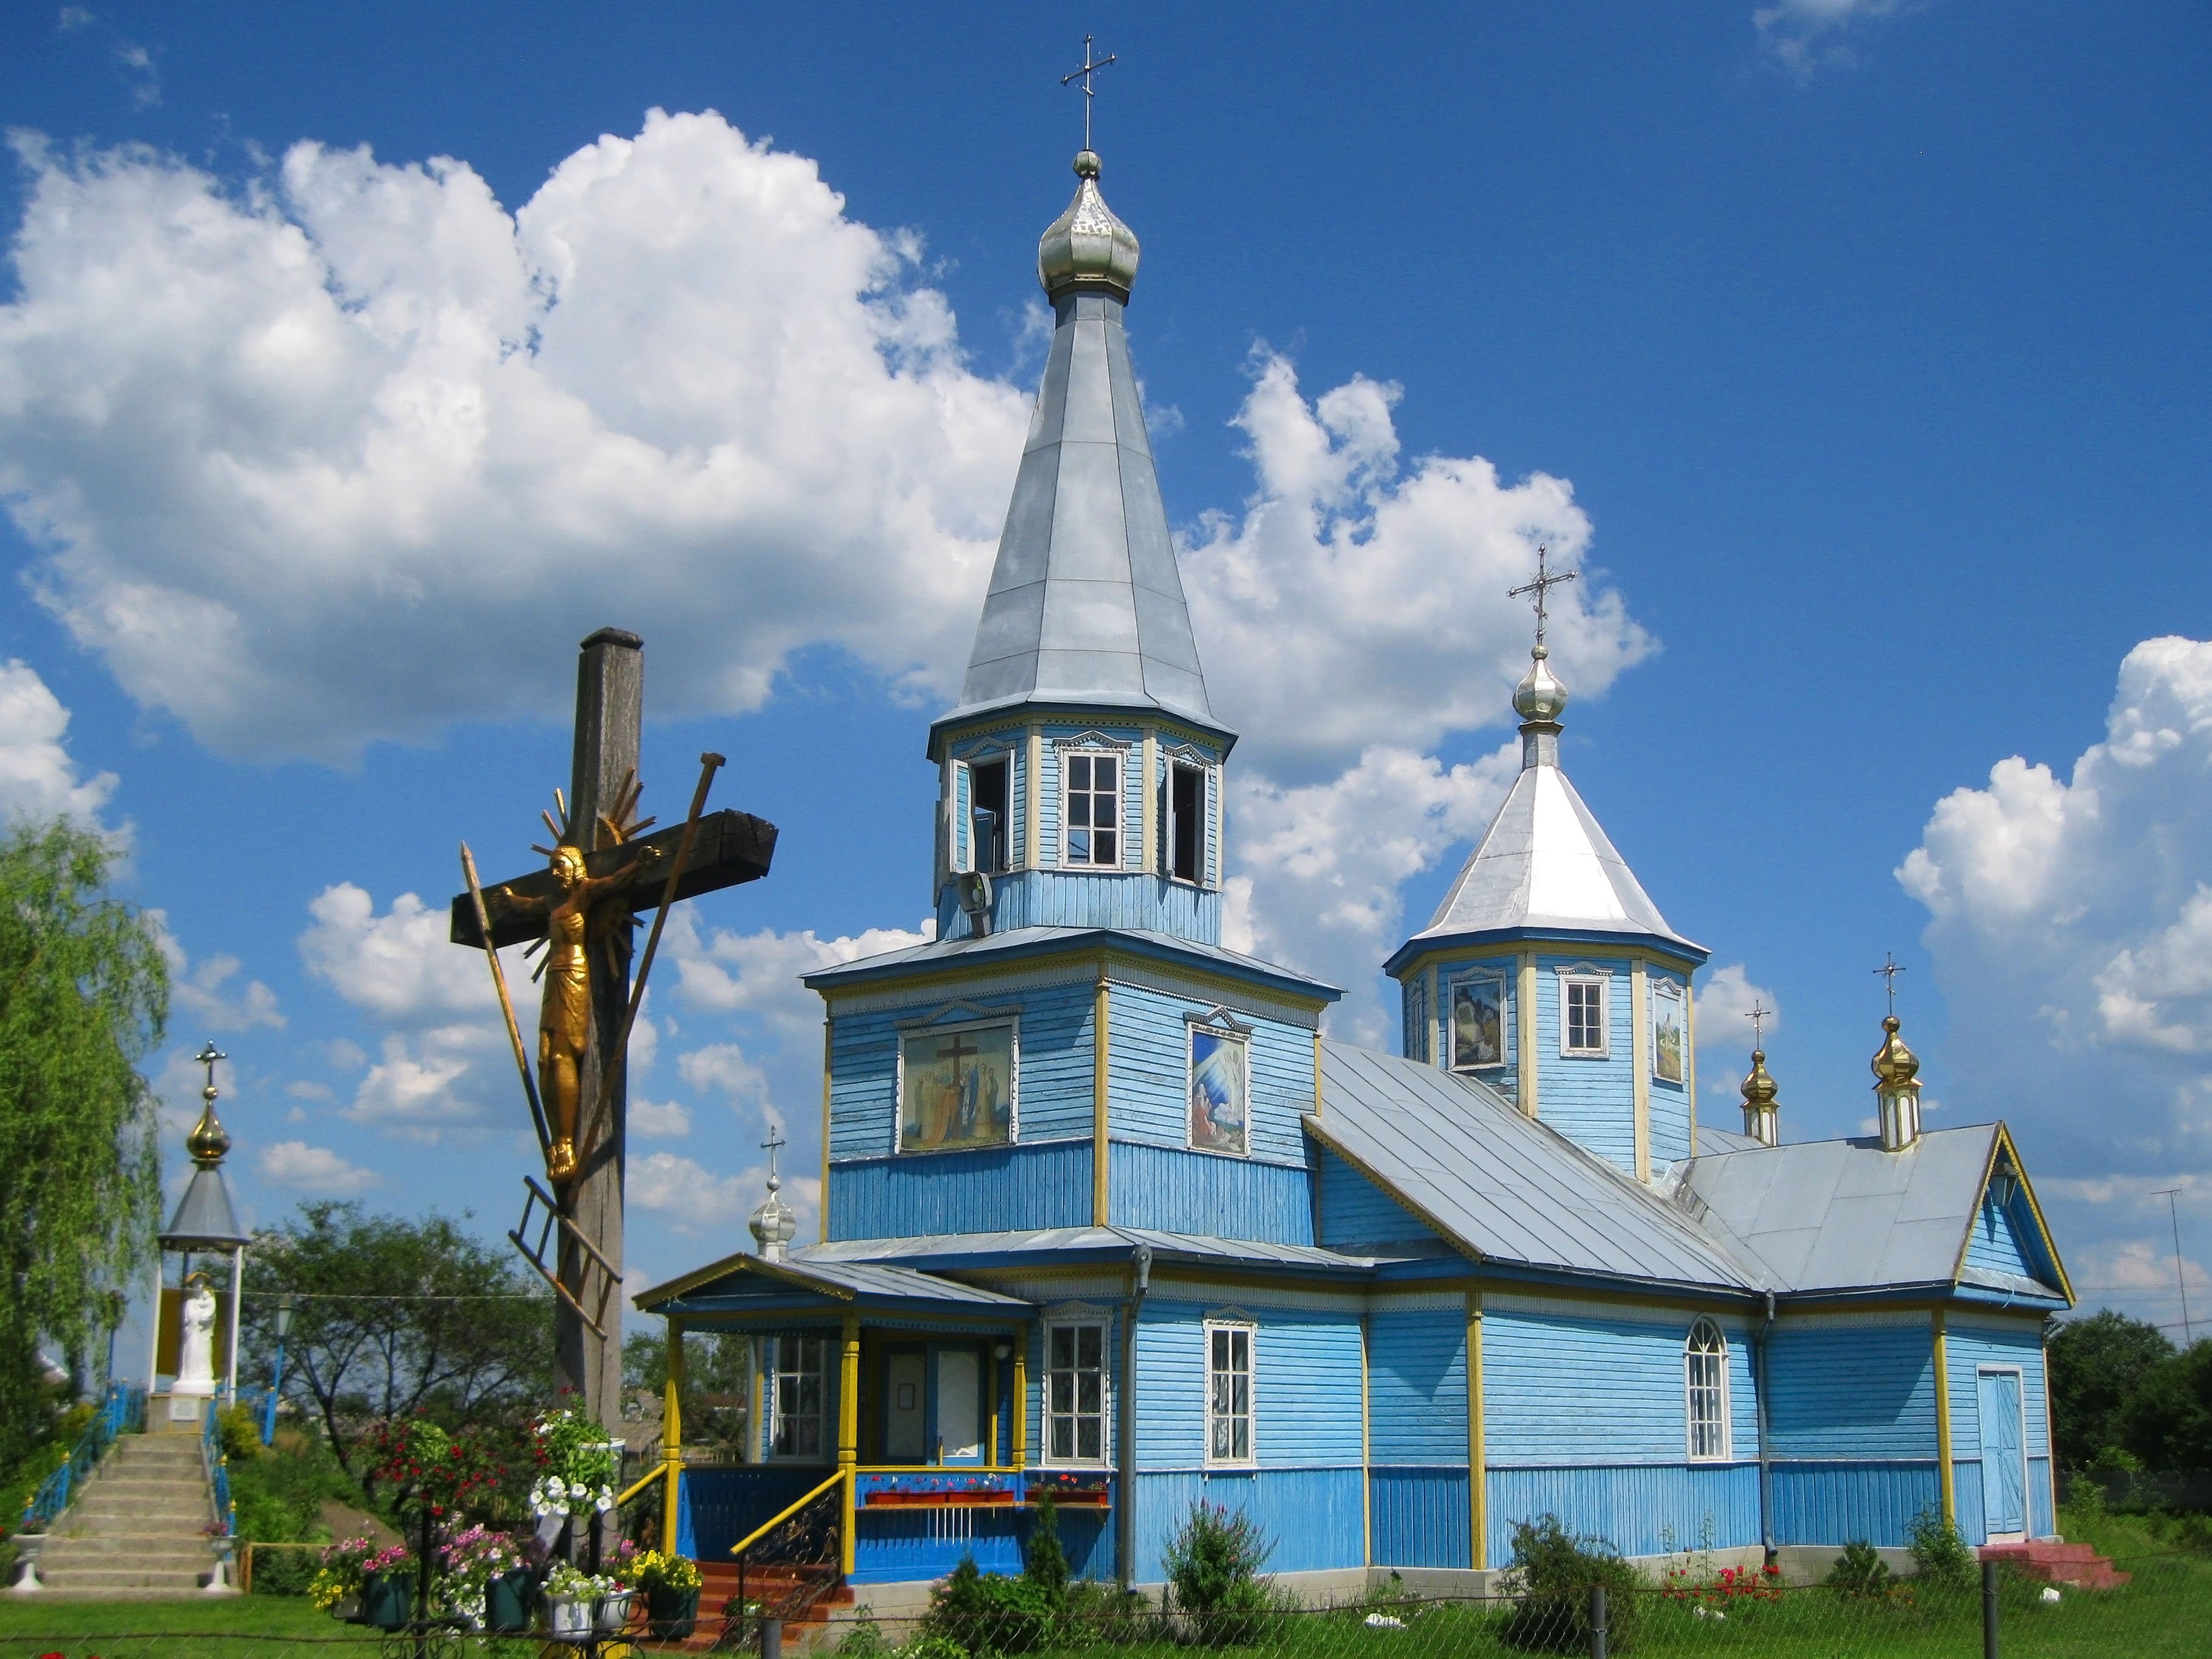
[{"xmin": 174, "ymin": 1277, "xmax": 219, "ymax": 1396}]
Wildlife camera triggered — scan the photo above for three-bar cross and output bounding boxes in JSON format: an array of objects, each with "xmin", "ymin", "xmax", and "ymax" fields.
[
  {"xmin": 1509, "ymin": 543, "xmax": 1579, "ymax": 649},
  {"xmin": 1061, "ymin": 34, "xmax": 1116, "ymax": 152}
]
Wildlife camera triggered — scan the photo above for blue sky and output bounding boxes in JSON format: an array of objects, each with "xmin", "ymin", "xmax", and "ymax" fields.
[{"xmin": 2, "ymin": 2, "xmax": 2207, "ymax": 1339}]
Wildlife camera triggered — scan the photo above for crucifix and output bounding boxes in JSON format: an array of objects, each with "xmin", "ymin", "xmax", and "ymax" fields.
[
  {"xmin": 1061, "ymin": 33, "xmax": 1117, "ymax": 152},
  {"xmin": 1507, "ymin": 542, "xmax": 1580, "ymax": 647},
  {"xmin": 447, "ymin": 627, "xmax": 778, "ymax": 1431},
  {"xmin": 1874, "ymin": 951, "xmax": 1907, "ymax": 1015}
]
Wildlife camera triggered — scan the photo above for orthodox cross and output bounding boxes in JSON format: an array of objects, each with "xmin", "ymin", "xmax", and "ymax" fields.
[
  {"xmin": 761, "ymin": 1128, "xmax": 787, "ymax": 1182},
  {"xmin": 1508, "ymin": 543, "xmax": 1579, "ymax": 649},
  {"xmin": 1061, "ymin": 34, "xmax": 1117, "ymax": 151},
  {"xmin": 1874, "ymin": 951, "xmax": 1907, "ymax": 1016},
  {"xmin": 195, "ymin": 1039, "xmax": 226, "ymax": 1097},
  {"xmin": 446, "ymin": 627, "xmax": 778, "ymax": 1431},
  {"xmin": 1745, "ymin": 1000, "xmax": 1772, "ymax": 1050}
]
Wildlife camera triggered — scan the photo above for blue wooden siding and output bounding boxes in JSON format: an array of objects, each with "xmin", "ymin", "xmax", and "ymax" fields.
[
  {"xmin": 1367, "ymin": 1308, "xmax": 1469, "ymax": 1464},
  {"xmin": 682, "ymin": 1466, "xmax": 834, "ymax": 1559},
  {"xmin": 1767, "ymin": 1461, "xmax": 1942, "ymax": 1548},
  {"xmin": 1648, "ymin": 968, "xmax": 1691, "ymax": 1165},
  {"xmin": 1765, "ymin": 1321, "xmax": 1936, "ymax": 1460},
  {"xmin": 851, "ymin": 1507, "xmax": 1029, "ymax": 1582},
  {"xmin": 1131, "ymin": 1469, "xmax": 1364, "ymax": 1582},
  {"xmin": 1484, "ymin": 1307, "xmax": 1756, "ymax": 1465},
  {"xmin": 1487, "ymin": 1464, "xmax": 1760, "ymax": 1561},
  {"xmin": 1019, "ymin": 1308, "xmax": 1121, "ymax": 1470},
  {"xmin": 1534, "ymin": 957, "xmax": 1636, "ymax": 1171},
  {"xmin": 1317, "ymin": 1149, "xmax": 1438, "ymax": 1250},
  {"xmin": 1953, "ymin": 1462, "xmax": 1987, "ymax": 1545},
  {"xmin": 828, "ymin": 1141, "xmax": 1092, "ymax": 1239},
  {"xmin": 1131, "ymin": 1302, "xmax": 1362, "ymax": 1468},
  {"xmin": 2029, "ymin": 1456, "xmax": 2054, "ymax": 1537},
  {"xmin": 1370, "ymin": 1468, "xmax": 1471, "ymax": 1568},
  {"xmin": 1947, "ymin": 1321, "xmax": 2049, "ymax": 1459},
  {"xmin": 1107, "ymin": 1142, "xmax": 1314, "ymax": 1243},
  {"xmin": 960, "ymin": 867, "xmax": 1223, "ymax": 940},
  {"xmin": 1965, "ymin": 1190, "xmax": 2054, "ymax": 1285},
  {"xmin": 1108, "ymin": 982, "xmax": 1311, "ymax": 1161}
]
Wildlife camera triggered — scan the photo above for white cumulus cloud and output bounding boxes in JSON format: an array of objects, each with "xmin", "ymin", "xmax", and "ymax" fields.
[
  {"xmin": 257, "ymin": 1139, "xmax": 381, "ymax": 1194},
  {"xmin": 631, "ymin": 1151, "xmax": 816, "ymax": 1241},
  {"xmin": 0, "ymin": 659, "xmax": 119, "ymax": 831},
  {"xmin": 1754, "ymin": 0, "xmax": 1908, "ymax": 75}
]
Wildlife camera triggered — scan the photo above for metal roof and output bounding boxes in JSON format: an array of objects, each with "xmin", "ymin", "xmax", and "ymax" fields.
[
  {"xmin": 1313, "ymin": 1042, "xmax": 1759, "ymax": 1293},
  {"xmin": 802, "ymin": 924, "xmax": 1339, "ymax": 1000},
  {"xmin": 633, "ymin": 1250, "xmax": 1033, "ymax": 1315},
  {"xmin": 800, "ymin": 1226, "xmax": 1392, "ymax": 1276},
  {"xmin": 932, "ymin": 249, "xmax": 1223, "ymax": 742},
  {"xmin": 1395, "ymin": 763, "xmax": 1703, "ymax": 962},
  {"xmin": 159, "ymin": 1165, "xmax": 249, "ymax": 1251},
  {"xmin": 1678, "ymin": 1124, "xmax": 2065, "ymax": 1298}
]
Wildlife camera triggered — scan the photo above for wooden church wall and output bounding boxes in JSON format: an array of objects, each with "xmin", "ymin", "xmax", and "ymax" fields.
[
  {"xmin": 1314, "ymin": 1147, "xmax": 1442, "ymax": 1251},
  {"xmin": 829, "ymin": 1141, "xmax": 1093, "ymax": 1238},
  {"xmin": 1531, "ymin": 955, "xmax": 1638, "ymax": 1172},
  {"xmin": 1763, "ymin": 1311, "xmax": 1941, "ymax": 1548},
  {"xmin": 1104, "ymin": 981, "xmax": 1313, "ymax": 1159},
  {"xmin": 1963, "ymin": 1191, "xmax": 2052, "ymax": 1285},
  {"xmin": 1944, "ymin": 1315, "xmax": 2055, "ymax": 1544},
  {"xmin": 1367, "ymin": 1299, "xmax": 1473, "ymax": 1570},
  {"xmin": 1106, "ymin": 1143, "xmax": 1313, "ymax": 1241}
]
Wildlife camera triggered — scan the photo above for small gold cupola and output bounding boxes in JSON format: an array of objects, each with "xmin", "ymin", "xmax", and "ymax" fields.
[
  {"xmin": 186, "ymin": 1039, "xmax": 232, "ymax": 1167},
  {"xmin": 1870, "ymin": 953, "xmax": 1922, "ymax": 1150},
  {"xmin": 1740, "ymin": 1052, "xmax": 1780, "ymax": 1147}
]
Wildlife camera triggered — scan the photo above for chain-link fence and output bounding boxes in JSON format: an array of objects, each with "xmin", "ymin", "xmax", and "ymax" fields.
[{"xmin": 1, "ymin": 1552, "xmax": 2207, "ymax": 1659}]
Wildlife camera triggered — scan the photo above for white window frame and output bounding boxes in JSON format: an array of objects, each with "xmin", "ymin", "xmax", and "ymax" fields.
[
  {"xmin": 1684, "ymin": 1318, "xmax": 1731, "ymax": 1462},
  {"xmin": 1056, "ymin": 737, "xmax": 1129, "ymax": 870},
  {"xmin": 1041, "ymin": 1312, "xmax": 1112, "ymax": 1467},
  {"xmin": 1185, "ymin": 1010, "xmax": 1254, "ymax": 1159},
  {"xmin": 1203, "ymin": 1319, "xmax": 1257, "ymax": 1469},
  {"xmin": 892, "ymin": 1013, "xmax": 1021, "ymax": 1154},
  {"xmin": 1557, "ymin": 966, "xmax": 1611, "ymax": 1059},
  {"xmin": 768, "ymin": 1335, "xmax": 829, "ymax": 1462},
  {"xmin": 1160, "ymin": 744, "xmax": 1215, "ymax": 887},
  {"xmin": 955, "ymin": 746, "xmax": 1014, "ymax": 875}
]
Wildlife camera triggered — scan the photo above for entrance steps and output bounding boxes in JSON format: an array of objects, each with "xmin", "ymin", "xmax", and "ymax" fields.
[
  {"xmin": 21, "ymin": 1433, "xmax": 222, "ymax": 1599},
  {"xmin": 1979, "ymin": 1540, "xmax": 2132, "ymax": 1590},
  {"xmin": 633, "ymin": 1561, "xmax": 854, "ymax": 1652}
]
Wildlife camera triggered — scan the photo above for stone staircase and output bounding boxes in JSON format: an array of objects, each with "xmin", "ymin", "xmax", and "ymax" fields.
[
  {"xmin": 31, "ymin": 1432, "xmax": 224, "ymax": 1598},
  {"xmin": 1980, "ymin": 1540, "xmax": 2132, "ymax": 1590}
]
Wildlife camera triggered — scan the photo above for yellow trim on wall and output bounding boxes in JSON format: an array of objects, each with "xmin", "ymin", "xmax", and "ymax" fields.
[
  {"xmin": 1631, "ymin": 958, "xmax": 1652, "ymax": 1182},
  {"xmin": 1516, "ymin": 952, "xmax": 1539, "ymax": 1118},
  {"xmin": 661, "ymin": 1321, "xmax": 685, "ymax": 1552},
  {"xmin": 1093, "ymin": 969, "xmax": 1112, "ymax": 1226},
  {"xmin": 1933, "ymin": 1309, "xmax": 1955, "ymax": 1528},
  {"xmin": 1467, "ymin": 1290, "xmax": 1487, "ymax": 1571},
  {"xmin": 1012, "ymin": 1324, "xmax": 1029, "ymax": 1469},
  {"xmin": 1141, "ymin": 730, "xmax": 1158, "ymax": 873},
  {"xmin": 1394, "ymin": 938, "xmax": 1705, "ymax": 985}
]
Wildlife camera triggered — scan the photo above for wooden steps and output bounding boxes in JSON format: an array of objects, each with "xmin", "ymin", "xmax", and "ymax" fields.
[{"xmin": 1980, "ymin": 1540, "xmax": 2132, "ymax": 1590}]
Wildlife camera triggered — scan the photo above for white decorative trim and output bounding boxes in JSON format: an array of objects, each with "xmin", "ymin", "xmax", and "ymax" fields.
[
  {"xmin": 1684, "ymin": 1316, "xmax": 1732, "ymax": 1462},
  {"xmin": 1202, "ymin": 1316, "xmax": 1258, "ymax": 1470},
  {"xmin": 1041, "ymin": 1299, "xmax": 1115, "ymax": 1322},
  {"xmin": 1050, "ymin": 730, "xmax": 1137, "ymax": 752},
  {"xmin": 892, "ymin": 1015, "xmax": 1021, "ymax": 1155},
  {"xmin": 895, "ymin": 999, "xmax": 1024, "ymax": 1030},
  {"xmin": 1555, "ymin": 964, "xmax": 1611, "ymax": 1059},
  {"xmin": 1975, "ymin": 1363, "xmax": 2032, "ymax": 1540}
]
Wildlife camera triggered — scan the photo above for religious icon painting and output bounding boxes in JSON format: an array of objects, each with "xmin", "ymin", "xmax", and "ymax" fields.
[
  {"xmin": 1448, "ymin": 974, "xmax": 1506, "ymax": 1070},
  {"xmin": 1187, "ymin": 1025, "xmax": 1250, "ymax": 1156},
  {"xmin": 898, "ymin": 1022, "xmax": 1016, "ymax": 1153},
  {"xmin": 1652, "ymin": 980, "xmax": 1686, "ymax": 1085}
]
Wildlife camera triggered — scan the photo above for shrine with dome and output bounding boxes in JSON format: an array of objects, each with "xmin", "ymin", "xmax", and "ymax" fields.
[{"xmin": 635, "ymin": 139, "xmax": 2070, "ymax": 1607}]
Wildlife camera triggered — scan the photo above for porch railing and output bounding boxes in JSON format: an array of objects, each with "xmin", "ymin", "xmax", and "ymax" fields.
[{"xmin": 727, "ymin": 1468, "xmax": 851, "ymax": 1649}]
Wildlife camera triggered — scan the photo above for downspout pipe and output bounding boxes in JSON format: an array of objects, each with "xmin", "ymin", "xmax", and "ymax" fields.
[
  {"xmin": 1117, "ymin": 1243, "xmax": 1153, "ymax": 1590},
  {"xmin": 1754, "ymin": 1290, "xmax": 1776, "ymax": 1563}
]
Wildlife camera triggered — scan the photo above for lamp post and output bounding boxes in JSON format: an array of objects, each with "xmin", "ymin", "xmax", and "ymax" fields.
[{"xmin": 262, "ymin": 1297, "xmax": 295, "ymax": 1446}]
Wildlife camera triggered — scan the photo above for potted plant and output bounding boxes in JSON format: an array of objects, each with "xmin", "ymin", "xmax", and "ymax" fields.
[
  {"xmin": 596, "ymin": 1538, "xmax": 638, "ymax": 1633},
  {"xmin": 527, "ymin": 1408, "xmax": 619, "ymax": 1525},
  {"xmin": 543, "ymin": 1560, "xmax": 605, "ymax": 1638},
  {"xmin": 438, "ymin": 1525, "xmax": 531, "ymax": 1629},
  {"xmin": 635, "ymin": 1549, "xmax": 703, "ymax": 1639},
  {"xmin": 360, "ymin": 1542, "xmax": 416, "ymax": 1631},
  {"xmin": 310, "ymin": 1537, "xmax": 377, "ymax": 1622}
]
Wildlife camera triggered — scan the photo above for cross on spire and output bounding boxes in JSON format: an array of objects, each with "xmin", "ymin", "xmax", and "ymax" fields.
[
  {"xmin": 195, "ymin": 1039, "xmax": 226, "ymax": 1101},
  {"xmin": 1061, "ymin": 34, "xmax": 1117, "ymax": 152},
  {"xmin": 1874, "ymin": 952, "xmax": 1907, "ymax": 1016},
  {"xmin": 761, "ymin": 1126, "xmax": 786, "ymax": 1184},
  {"xmin": 1746, "ymin": 1000, "xmax": 1772, "ymax": 1050},
  {"xmin": 1508, "ymin": 543, "xmax": 1580, "ymax": 649}
]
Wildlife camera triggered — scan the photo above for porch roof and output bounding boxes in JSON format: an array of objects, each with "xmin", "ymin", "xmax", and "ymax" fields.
[
  {"xmin": 633, "ymin": 1251, "xmax": 1034, "ymax": 1321},
  {"xmin": 798, "ymin": 1225, "xmax": 1405, "ymax": 1277}
]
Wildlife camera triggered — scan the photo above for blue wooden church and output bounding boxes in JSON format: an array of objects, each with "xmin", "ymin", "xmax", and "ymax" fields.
[{"xmin": 635, "ymin": 144, "xmax": 2073, "ymax": 1605}]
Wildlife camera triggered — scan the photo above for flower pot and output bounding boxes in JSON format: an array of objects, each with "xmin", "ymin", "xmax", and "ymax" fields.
[
  {"xmin": 646, "ymin": 1583, "xmax": 701, "ymax": 1640},
  {"xmin": 362, "ymin": 1571, "xmax": 414, "ymax": 1631},
  {"xmin": 486, "ymin": 1569, "xmax": 536, "ymax": 1634},
  {"xmin": 546, "ymin": 1594, "xmax": 593, "ymax": 1638},
  {"xmin": 596, "ymin": 1589, "xmax": 636, "ymax": 1633},
  {"xmin": 328, "ymin": 1594, "xmax": 363, "ymax": 1623}
]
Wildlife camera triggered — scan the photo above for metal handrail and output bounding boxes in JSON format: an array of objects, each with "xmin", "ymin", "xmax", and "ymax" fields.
[
  {"xmin": 727, "ymin": 1467, "xmax": 849, "ymax": 1559},
  {"xmin": 18, "ymin": 1383, "xmax": 144, "ymax": 1533},
  {"xmin": 614, "ymin": 1464, "xmax": 663, "ymax": 1508},
  {"xmin": 201, "ymin": 1395, "xmax": 235, "ymax": 1538}
]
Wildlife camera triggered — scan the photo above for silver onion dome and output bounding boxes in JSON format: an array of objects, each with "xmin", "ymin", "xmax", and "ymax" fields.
[
  {"xmin": 1512, "ymin": 644, "xmax": 1570, "ymax": 724},
  {"xmin": 1038, "ymin": 150, "xmax": 1140, "ymax": 301}
]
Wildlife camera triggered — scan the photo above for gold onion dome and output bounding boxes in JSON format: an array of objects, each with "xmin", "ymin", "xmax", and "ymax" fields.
[
  {"xmin": 1871, "ymin": 1015, "xmax": 1919, "ymax": 1088},
  {"xmin": 1741, "ymin": 1050, "xmax": 1779, "ymax": 1110},
  {"xmin": 1512, "ymin": 644, "xmax": 1571, "ymax": 724},
  {"xmin": 187, "ymin": 1096, "xmax": 231, "ymax": 1167},
  {"xmin": 1038, "ymin": 150, "xmax": 1140, "ymax": 301}
]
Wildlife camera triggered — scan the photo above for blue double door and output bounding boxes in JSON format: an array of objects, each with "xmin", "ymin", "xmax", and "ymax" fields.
[{"xmin": 1976, "ymin": 1368, "xmax": 2027, "ymax": 1539}]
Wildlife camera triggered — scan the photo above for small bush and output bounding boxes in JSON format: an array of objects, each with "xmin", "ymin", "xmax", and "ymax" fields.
[
  {"xmin": 1825, "ymin": 1540, "xmax": 1893, "ymax": 1600},
  {"xmin": 1162, "ymin": 1501, "xmax": 1286, "ymax": 1647},
  {"xmin": 1907, "ymin": 1506, "xmax": 1976, "ymax": 1590},
  {"xmin": 250, "ymin": 1546, "xmax": 318, "ymax": 1596},
  {"xmin": 218, "ymin": 1403, "xmax": 265, "ymax": 1464},
  {"xmin": 924, "ymin": 1556, "xmax": 1061, "ymax": 1655},
  {"xmin": 832, "ymin": 1607, "xmax": 887, "ymax": 1657},
  {"xmin": 1499, "ymin": 1515, "xmax": 1644, "ymax": 1654},
  {"xmin": 1024, "ymin": 1494, "xmax": 1070, "ymax": 1602}
]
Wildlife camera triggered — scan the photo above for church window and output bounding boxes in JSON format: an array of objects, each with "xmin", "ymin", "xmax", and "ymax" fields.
[
  {"xmin": 1560, "ymin": 971, "xmax": 1608, "ymax": 1058},
  {"xmin": 1044, "ymin": 1320, "xmax": 1109, "ymax": 1464},
  {"xmin": 1205, "ymin": 1321, "xmax": 1255, "ymax": 1466},
  {"xmin": 769, "ymin": 1336, "xmax": 827, "ymax": 1461},
  {"xmin": 1404, "ymin": 976, "xmax": 1430, "ymax": 1064},
  {"xmin": 1684, "ymin": 1319, "xmax": 1731, "ymax": 1461},
  {"xmin": 966, "ymin": 757, "xmax": 1010, "ymax": 874},
  {"xmin": 1064, "ymin": 752, "xmax": 1119, "ymax": 866},
  {"xmin": 1164, "ymin": 759, "xmax": 1206, "ymax": 883}
]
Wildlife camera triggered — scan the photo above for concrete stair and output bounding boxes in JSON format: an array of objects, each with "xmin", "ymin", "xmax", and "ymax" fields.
[
  {"xmin": 1980, "ymin": 1540, "xmax": 2132, "ymax": 1590},
  {"xmin": 26, "ymin": 1433, "xmax": 224, "ymax": 1599},
  {"xmin": 632, "ymin": 1561, "xmax": 853, "ymax": 1652}
]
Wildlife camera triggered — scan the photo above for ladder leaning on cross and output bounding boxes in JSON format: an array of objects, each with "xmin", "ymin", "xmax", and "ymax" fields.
[{"xmin": 444, "ymin": 627, "xmax": 778, "ymax": 1430}]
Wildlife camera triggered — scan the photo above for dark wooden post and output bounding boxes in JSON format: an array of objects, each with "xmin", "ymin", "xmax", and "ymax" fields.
[{"xmin": 562, "ymin": 627, "xmax": 641, "ymax": 1433}]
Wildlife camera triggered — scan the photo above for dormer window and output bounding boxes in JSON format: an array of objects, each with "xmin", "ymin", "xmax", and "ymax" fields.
[{"xmin": 1065, "ymin": 752, "xmax": 1119, "ymax": 867}]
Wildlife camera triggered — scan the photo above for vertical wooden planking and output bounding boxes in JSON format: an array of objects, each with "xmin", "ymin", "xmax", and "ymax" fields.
[
  {"xmin": 1486, "ymin": 1464, "xmax": 1760, "ymax": 1561},
  {"xmin": 1141, "ymin": 730, "xmax": 1157, "ymax": 873},
  {"xmin": 1370, "ymin": 1469, "xmax": 1472, "ymax": 1568},
  {"xmin": 1684, "ymin": 971, "xmax": 1698, "ymax": 1147},
  {"xmin": 1093, "ymin": 969, "xmax": 1110, "ymax": 1226},
  {"xmin": 829, "ymin": 1142, "xmax": 1093, "ymax": 1238},
  {"xmin": 1026, "ymin": 726, "xmax": 1043, "ymax": 869},
  {"xmin": 1107, "ymin": 1142, "xmax": 1315, "ymax": 1243},
  {"xmin": 1516, "ymin": 951, "xmax": 1538, "ymax": 1116},
  {"xmin": 1767, "ymin": 1461, "xmax": 1943, "ymax": 1548},
  {"xmin": 1358, "ymin": 1315, "xmax": 1372, "ymax": 1566},
  {"xmin": 1631, "ymin": 957, "xmax": 1651, "ymax": 1181}
]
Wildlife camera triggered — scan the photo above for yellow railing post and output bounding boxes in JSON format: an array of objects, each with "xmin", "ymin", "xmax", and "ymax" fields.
[
  {"xmin": 838, "ymin": 1313, "xmax": 860, "ymax": 1576},
  {"xmin": 662, "ymin": 1319, "xmax": 685, "ymax": 1555},
  {"xmin": 1011, "ymin": 1324, "xmax": 1028, "ymax": 1469}
]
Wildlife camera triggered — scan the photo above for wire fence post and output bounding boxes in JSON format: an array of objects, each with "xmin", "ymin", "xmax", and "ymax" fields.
[
  {"xmin": 761, "ymin": 1613, "xmax": 784, "ymax": 1659},
  {"xmin": 1983, "ymin": 1556, "xmax": 2000, "ymax": 1658},
  {"xmin": 1588, "ymin": 1583, "xmax": 1607, "ymax": 1659}
]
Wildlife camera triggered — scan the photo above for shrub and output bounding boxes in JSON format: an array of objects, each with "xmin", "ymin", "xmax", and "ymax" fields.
[
  {"xmin": 1499, "ymin": 1515, "xmax": 1644, "ymax": 1654},
  {"xmin": 1162, "ymin": 1501, "xmax": 1286, "ymax": 1647},
  {"xmin": 1825, "ymin": 1540, "xmax": 1893, "ymax": 1601},
  {"xmin": 1024, "ymin": 1494, "xmax": 1070, "ymax": 1602},
  {"xmin": 1907, "ymin": 1506, "xmax": 1976, "ymax": 1590},
  {"xmin": 924, "ymin": 1556, "xmax": 1062, "ymax": 1655},
  {"xmin": 251, "ymin": 1546, "xmax": 318, "ymax": 1596},
  {"xmin": 218, "ymin": 1403, "xmax": 264, "ymax": 1464}
]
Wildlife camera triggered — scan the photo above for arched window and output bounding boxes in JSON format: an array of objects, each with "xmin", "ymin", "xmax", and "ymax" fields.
[{"xmin": 1684, "ymin": 1318, "xmax": 1731, "ymax": 1461}]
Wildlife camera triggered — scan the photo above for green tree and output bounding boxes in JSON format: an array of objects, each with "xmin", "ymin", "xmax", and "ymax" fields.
[
  {"xmin": 239, "ymin": 1202, "xmax": 552, "ymax": 1490},
  {"xmin": 0, "ymin": 819, "xmax": 167, "ymax": 1475},
  {"xmin": 2049, "ymin": 1309, "xmax": 2174, "ymax": 1469},
  {"xmin": 623, "ymin": 1323, "xmax": 751, "ymax": 1458},
  {"xmin": 2119, "ymin": 1339, "xmax": 2212, "ymax": 1472}
]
